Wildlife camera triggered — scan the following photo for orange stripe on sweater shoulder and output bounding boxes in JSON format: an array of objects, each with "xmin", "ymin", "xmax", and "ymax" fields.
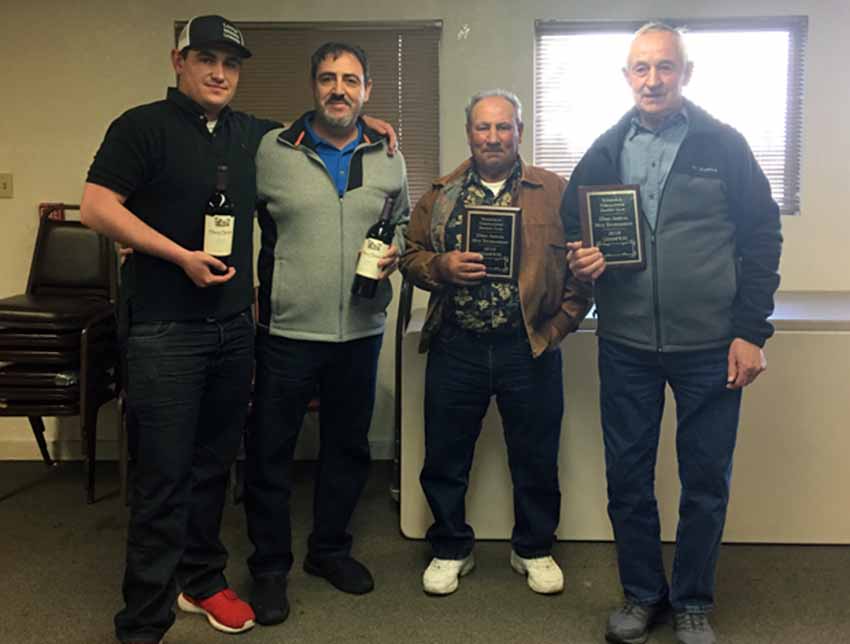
[{"xmin": 294, "ymin": 131, "xmax": 305, "ymax": 146}]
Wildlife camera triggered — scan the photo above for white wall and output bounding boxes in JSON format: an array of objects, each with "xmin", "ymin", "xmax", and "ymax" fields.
[{"xmin": 1, "ymin": 0, "xmax": 848, "ymax": 459}]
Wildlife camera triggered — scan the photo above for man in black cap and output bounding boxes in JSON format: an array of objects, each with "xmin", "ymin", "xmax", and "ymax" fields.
[{"xmin": 81, "ymin": 15, "xmax": 396, "ymax": 644}]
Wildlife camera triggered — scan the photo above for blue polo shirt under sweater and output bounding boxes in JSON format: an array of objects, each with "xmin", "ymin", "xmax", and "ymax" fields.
[{"xmin": 305, "ymin": 117, "xmax": 363, "ymax": 196}]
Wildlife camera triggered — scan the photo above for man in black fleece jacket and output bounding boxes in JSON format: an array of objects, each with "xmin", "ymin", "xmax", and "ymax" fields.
[{"xmin": 561, "ymin": 23, "xmax": 781, "ymax": 644}]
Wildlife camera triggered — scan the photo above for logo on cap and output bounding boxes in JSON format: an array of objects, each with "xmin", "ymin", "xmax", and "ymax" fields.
[
  {"xmin": 222, "ymin": 22, "xmax": 244, "ymax": 46},
  {"xmin": 176, "ymin": 15, "xmax": 252, "ymax": 58}
]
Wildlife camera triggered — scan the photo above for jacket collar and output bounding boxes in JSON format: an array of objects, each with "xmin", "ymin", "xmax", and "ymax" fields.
[
  {"xmin": 627, "ymin": 105, "xmax": 688, "ymax": 138},
  {"xmin": 277, "ymin": 111, "xmax": 386, "ymax": 150},
  {"xmin": 596, "ymin": 99, "xmax": 722, "ymax": 163},
  {"xmin": 433, "ymin": 157, "xmax": 544, "ymax": 191}
]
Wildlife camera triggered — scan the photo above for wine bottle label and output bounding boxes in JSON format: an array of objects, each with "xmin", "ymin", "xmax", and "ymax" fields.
[
  {"xmin": 203, "ymin": 214, "xmax": 234, "ymax": 256},
  {"xmin": 355, "ymin": 238, "xmax": 388, "ymax": 279}
]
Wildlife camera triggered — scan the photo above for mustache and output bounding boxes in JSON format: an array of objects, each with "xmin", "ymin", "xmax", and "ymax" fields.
[{"xmin": 324, "ymin": 94, "xmax": 352, "ymax": 106}]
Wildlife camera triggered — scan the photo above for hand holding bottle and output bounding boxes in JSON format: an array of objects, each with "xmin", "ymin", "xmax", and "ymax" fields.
[
  {"xmin": 375, "ymin": 243, "xmax": 399, "ymax": 280},
  {"xmin": 352, "ymin": 196, "xmax": 398, "ymax": 298},
  {"xmin": 204, "ymin": 165, "xmax": 235, "ymax": 275},
  {"xmin": 179, "ymin": 250, "xmax": 236, "ymax": 287}
]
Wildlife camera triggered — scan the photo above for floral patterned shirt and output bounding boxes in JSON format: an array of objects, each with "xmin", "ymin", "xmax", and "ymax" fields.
[{"xmin": 443, "ymin": 161, "xmax": 522, "ymax": 333}]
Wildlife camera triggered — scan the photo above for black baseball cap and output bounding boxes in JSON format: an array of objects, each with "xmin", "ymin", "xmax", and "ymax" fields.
[{"xmin": 177, "ymin": 15, "xmax": 252, "ymax": 59}]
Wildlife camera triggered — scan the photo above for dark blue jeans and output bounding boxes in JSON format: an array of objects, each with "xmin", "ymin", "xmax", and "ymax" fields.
[
  {"xmin": 115, "ymin": 310, "xmax": 254, "ymax": 643},
  {"xmin": 598, "ymin": 338, "xmax": 742, "ymax": 614},
  {"xmin": 244, "ymin": 332, "xmax": 382, "ymax": 577},
  {"xmin": 421, "ymin": 326, "xmax": 564, "ymax": 559}
]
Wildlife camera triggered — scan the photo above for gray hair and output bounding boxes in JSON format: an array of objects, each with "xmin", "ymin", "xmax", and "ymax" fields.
[
  {"xmin": 629, "ymin": 22, "xmax": 690, "ymax": 67},
  {"xmin": 465, "ymin": 89, "xmax": 523, "ymax": 128}
]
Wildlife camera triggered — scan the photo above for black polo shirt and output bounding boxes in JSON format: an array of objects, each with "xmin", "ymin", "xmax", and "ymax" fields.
[{"xmin": 87, "ymin": 88, "xmax": 280, "ymax": 322}]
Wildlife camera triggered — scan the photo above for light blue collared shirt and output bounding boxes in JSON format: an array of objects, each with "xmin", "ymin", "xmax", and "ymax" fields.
[
  {"xmin": 620, "ymin": 107, "xmax": 689, "ymax": 230},
  {"xmin": 305, "ymin": 117, "xmax": 363, "ymax": 196}
]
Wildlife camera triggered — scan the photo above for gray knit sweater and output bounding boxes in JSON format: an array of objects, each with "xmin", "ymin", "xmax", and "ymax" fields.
[{"xmin": 255, "ymin": 114, "xmax": 410, "ymax": 342}]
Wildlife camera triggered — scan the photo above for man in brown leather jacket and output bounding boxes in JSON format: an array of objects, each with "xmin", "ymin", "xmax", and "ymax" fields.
[{"xmin": 399, "ymin": 89, "xmax": 591, "ymax": 597}]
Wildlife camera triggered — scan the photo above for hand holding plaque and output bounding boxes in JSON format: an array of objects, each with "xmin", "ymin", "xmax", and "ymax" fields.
[
  {"xmin": 578, "ymin": 185, "xmax": 645, "ymax": 270},
  {"xmin": 462, "ymin": 205, "xmax": 521, "ymax": 281}
]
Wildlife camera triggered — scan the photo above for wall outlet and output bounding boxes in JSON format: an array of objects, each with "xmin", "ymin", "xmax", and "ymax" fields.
[{"xmin": 0, "ymin": 173, "xmax": 12, "ymax": 198}]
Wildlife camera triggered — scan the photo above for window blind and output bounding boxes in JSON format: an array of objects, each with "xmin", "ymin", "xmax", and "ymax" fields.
[{"xmin": 534, "ymin": 17, "xmax": 807, "ymax": 214}]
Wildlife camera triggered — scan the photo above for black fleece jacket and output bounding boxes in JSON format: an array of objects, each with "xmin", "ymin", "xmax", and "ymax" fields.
[{"xmin": 560, "ymin": 100, "xmax": 782, "ymax": 351}]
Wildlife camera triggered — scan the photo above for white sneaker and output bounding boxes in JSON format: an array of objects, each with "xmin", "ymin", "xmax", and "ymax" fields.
[
  {"xmin": 422, "ymin": 555, "xmax": 475, "ymax": 595},
  {"xmin": 510, "ymin": 551, "xmax": 564, "ymax": 594}
]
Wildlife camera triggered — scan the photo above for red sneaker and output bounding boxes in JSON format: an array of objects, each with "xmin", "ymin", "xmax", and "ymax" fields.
[{"xmin": 177, "ymin": 589, "xmax": 255, "ymax": 633}]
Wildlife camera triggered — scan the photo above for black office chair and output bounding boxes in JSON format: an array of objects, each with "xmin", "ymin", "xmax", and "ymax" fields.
[{"xmin": 0, "ymin": 211, "xmax": 119, "ymax": 503}]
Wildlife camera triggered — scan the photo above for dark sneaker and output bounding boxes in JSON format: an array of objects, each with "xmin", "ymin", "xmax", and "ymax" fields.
[
  {"xmin": 303, "ymin": 555, "xmax": 374, "ymax": 594},
  {"xmin": 674, "ymin": 612, "xmax": 717, "ymax": 644},
  {"xmin": 251, "ymin": 574, "xmax": 290, "ymax": 626},
  {"xmin": 606, "ymin": 600, "xmax": 670, "ymax": 644}
]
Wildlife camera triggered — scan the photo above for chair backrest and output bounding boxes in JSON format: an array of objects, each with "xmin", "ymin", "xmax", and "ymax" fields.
[{"xmin": 26, "ymin": 217, "xmax": 117, "ymax": 301}]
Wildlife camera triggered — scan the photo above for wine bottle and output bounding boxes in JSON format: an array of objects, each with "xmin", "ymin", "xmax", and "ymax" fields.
[
  {"xmin": 352, "ymin": 196, "xmax": 396, "ymax": 299},
  {"xmin": 203, "ymin": 165, "xmax": 235, "ymax": 270}
]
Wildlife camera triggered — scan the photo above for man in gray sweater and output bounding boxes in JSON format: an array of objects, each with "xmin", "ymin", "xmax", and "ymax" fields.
[{"xmin": 243, "ymin": 42, "xmax": 410, "ymax": 627}]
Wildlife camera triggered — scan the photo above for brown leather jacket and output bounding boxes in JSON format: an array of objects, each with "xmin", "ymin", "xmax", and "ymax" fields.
[{"xmin": 400, "ymin": 158, "xmax": 592, "ymax": 357}]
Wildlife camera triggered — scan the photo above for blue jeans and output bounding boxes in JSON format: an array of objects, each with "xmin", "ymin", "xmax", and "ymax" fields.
[
  {"xmin": 244, "ymin": 333, "xmax": 382, "ymax": 577},
  {"xmin": 598, "ymin": 338, "xmax": 742, "ymax": 614},
  {"xmin": 421, "ymin": 326, "xmax": 564, "ymax": 559},
  {"xmin": 114, "ymin": 310, "xmax": 254, "ymax": 643}
]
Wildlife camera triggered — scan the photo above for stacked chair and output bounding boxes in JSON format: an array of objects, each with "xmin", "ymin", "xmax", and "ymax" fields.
[{"xmin": 0, "ymin": 209, "xmax": 119, "ymax": 503}]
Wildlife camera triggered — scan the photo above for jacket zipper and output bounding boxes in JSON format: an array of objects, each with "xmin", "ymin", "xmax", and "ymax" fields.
[
  {"xmin": 338, "ymin": 195, "xmax": 344, "ymax": 341},
  {"xmin": 651, "ymin": 142, "xmax": 684, "ymax": 352},
  {"xmin": 610, "ymin": 143, "xmax": 664, "ymax": 352},
  {"xmin": 278, "ymin": 138, "xmax": 378, "ymax": 340},
  {"xmin": 284, "ymin": 135, "xmax": 382, "ymax": 341},
  {"xmin": 294, "ymin": 144, "xmax": 346, "ymax": 340},
  {"xmin": 651, "ymin": 230, "xmax": 662, "ymax": 352}
]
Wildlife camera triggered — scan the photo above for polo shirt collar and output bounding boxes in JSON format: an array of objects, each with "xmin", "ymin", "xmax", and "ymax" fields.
[
  {"xmin": 628, "ymin": 104, "xmax": 689, "ymax": 138},
  {"xmin": 304, "ymin": 114, "xmax": 363, "ymax": 152},
  {"xmin": 166, "ymin": 87, "xmax": 232, "ymax": 125}
]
